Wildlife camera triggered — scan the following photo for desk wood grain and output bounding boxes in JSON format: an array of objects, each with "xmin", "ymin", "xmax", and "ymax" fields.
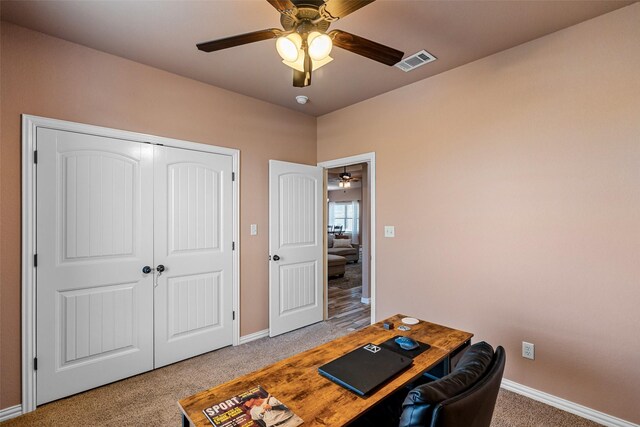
[{"xmin": 178, "ymin": 314, "xmax": 472, "ymax": 426}]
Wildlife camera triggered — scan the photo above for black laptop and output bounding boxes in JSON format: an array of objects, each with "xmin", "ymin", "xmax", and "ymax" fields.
[{"xmin": 318, "ymin": 343, "xmax": 413, "ymax": 396}]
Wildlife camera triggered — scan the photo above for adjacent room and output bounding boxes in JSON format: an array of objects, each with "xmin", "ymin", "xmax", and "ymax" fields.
[
  {"xmin": 326, "ymin": 163, "xmax": 371, "ymax": 331},
  {"xmin": 1, "ymin": 1, "xmax": 639, "ymax": 426}
]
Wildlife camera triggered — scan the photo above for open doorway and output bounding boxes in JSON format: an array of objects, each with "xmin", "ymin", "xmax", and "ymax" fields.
[{"xmin": 319, "ymin": 154, "xmax": 376, "ymax": 331}]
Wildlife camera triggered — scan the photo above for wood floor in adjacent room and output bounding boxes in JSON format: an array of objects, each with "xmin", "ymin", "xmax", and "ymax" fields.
[{"xmin": 327, "ymin": 262, "xmax": 371, "ymax": 331}]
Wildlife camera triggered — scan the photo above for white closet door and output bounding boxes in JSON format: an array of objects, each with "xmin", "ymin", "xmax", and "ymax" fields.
[
  {"xmin": 36, "ymin": 128, "xmax": 154, "ymax": 405},
  {"xmin": 153, "ymin": 146, "xmax": 234, "ymax": 367},
  {"xmin": 268, "ymin": 160, "xmax": 324, "ymax": 337}
]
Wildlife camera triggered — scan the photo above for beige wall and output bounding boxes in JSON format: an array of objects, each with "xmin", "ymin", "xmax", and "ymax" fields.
[
  {"xmin": 318, "ymin": 5, "xmax": 640, "ymax": 424},
  {"xmin": 0, "ymin": 22, "xmax": 316, "ymax": 408}
]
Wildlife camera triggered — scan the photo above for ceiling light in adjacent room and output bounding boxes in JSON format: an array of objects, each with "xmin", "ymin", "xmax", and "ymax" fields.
[{"xmin": 338, "ymin": 167, "xmax": 352, "ymax": 188}]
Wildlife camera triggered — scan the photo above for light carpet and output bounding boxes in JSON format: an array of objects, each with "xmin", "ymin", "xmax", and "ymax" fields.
[{"xmin": 2, "ymin": 321, "xmax": 601, "ymax": 427}]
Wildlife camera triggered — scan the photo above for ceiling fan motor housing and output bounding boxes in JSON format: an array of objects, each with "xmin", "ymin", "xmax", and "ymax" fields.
[{"xmin": 281, "ymin": 7, "xmax": 331, "ymax": 33}]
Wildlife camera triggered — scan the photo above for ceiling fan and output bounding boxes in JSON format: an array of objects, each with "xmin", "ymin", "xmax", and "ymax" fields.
[
  {"xmin": 196, "ymin": 0, "xmax": 404, "ymax": 88},
  {"xmin": 328, "ymin": 166, "xmax": 360, "ymax": 188}
]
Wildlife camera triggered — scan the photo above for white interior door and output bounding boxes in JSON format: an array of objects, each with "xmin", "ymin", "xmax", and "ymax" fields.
[
  {"xmin": 36, "ymin": 128, "xmax": 154, "ymax": 404},
  {"xmin": 269, "ymin": 160, "xmax": 323, "ymax": 337},
  {"xmin": 153, "ymin": 146, "xmax": 234, "ymax": 367}
]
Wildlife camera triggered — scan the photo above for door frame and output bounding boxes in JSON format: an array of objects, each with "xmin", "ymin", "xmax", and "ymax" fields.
[
  {"xmin": 317, "ymin": 152, "xmax": 376, "ymax": 325},
  {"xmin": 21, "ymin": 115, "xmax": 241, "ymax": 413}
]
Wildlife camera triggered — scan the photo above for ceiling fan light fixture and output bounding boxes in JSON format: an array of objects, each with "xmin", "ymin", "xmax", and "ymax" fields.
[
  {"xmin": 282, "ymin": 52, "xmax": 333, "ymax": 72},
  {"xmin": 307, "ymin": 31, "xmax": 333, "ymax": 60},
  {"xmin": 276, "ymin": 33, "xmax": 302, "ymax": 62}
]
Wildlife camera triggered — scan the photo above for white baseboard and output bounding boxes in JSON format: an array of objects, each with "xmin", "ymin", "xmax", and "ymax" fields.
[
  {"xmin": 0, "ymin": 404, "xmax": 22, "ymax": 422},
  {"xmin": 238, "ymin": 329, "xmax": 269, "ymax": 345},
  {"xmin": 361, "ymin": 297, "xmax": 370, "ymax": 304},
  {"xmin": 501, "ymin": 379, "xmax": 638, "ymax": 427}
]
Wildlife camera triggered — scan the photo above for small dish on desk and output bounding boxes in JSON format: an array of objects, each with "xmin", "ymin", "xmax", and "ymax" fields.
[{"xmin": 401, "ymin": 317, "xmax": 419, "ymax": 325}]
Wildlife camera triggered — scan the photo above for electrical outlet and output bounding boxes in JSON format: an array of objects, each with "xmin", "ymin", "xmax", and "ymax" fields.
[
  {"xmin": 250, "ymin": 224, "xmax": 257, "ymax": 236},
  {"xmin": 522, "ymin": 341, "xmax": 535, "ymax": 360}
]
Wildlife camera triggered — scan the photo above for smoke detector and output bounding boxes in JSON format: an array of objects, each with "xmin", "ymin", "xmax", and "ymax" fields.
[{"xmin": 296, "ymin": 95, "xmax": 309, "ymax": 105}]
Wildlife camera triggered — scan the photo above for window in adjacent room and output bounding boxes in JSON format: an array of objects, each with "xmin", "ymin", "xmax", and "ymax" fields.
[{"xmin": 329, "ymin": 201, "xmax": 359, "ymax": 235}]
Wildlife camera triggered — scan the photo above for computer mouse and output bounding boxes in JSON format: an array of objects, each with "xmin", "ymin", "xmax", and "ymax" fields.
[{"xmin": 395, "ymin": 336, "xmax": 419, "ymax": 351}]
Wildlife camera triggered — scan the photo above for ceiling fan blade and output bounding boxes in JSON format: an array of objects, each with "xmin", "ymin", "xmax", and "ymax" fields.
[
  {"xmin": 328, "ymin": 29, "xmax": 404, "ymax": 66},
  {"xmin": 266, "ymin": 0, "xmax": 297, "ymax": 15},
  {"xmin": 319, "ymin": 0, "xmax": 375, "ymax": 21},
  {"xmin": 197, "ymin": 29, "xmax": 282, "ymax": 53}
]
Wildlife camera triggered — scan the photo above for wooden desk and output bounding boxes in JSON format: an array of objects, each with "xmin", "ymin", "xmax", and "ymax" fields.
[{"xmin": 178, "ymin": 314, "xmax": 472, "ymax": 426}]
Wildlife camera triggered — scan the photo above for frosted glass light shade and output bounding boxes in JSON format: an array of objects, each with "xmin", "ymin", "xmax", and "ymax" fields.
[
  {"xmin": 308, "ymin": 32, "xmax": 333, "ymax": 61},
  {"xmin": 276, "ymin": 33, "xmax": 302, "ymax": 62},
  {"xmin": 282, "ymin": 51, "xmax": 333, "ymax": 72}
]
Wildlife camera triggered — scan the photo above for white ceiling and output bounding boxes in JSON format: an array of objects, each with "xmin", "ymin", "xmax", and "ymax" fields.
[{"xmin": 1, "ymin": 0, "xmax": 634, "ymax": 116}]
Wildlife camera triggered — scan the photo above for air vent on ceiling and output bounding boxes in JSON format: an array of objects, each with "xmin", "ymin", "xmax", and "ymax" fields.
[{"xmin": 395, "ymin": 50, "xmax": 437, "ymax": 72}]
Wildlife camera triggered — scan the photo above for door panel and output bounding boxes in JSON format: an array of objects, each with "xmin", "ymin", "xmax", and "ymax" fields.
[
  {"xmin": 154, "ymin": 146, "xmax": 233, "ymax": 367},
  {"xmin": 168, "ymin": 162, "xmax": 221, "ymax": 253},
  {"xmin": 166, "ymin": 272, "xmax": 222, "ymax": 340},
  {"xmin": 59, "ymin": 283, "xmax": 136, "ymax": 364},
  {"xmin": 36, "ymin": 128, "xmax": 154, "ymax": 405},
  {"xmin": 269, "ymin": 160, "xmax": 323, "ymax": 337},
  {"xmin": 61, "ymin": 152, "xmax": 136, "ymax": 259},
  {"xmin": 279, "ymin": 261, "xmax": 318, "ymax": 314}
]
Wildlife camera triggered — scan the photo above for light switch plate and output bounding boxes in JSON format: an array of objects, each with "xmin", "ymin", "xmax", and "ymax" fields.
[
  {"xmin": 250, "ymin": 224, "xmax": 257, "ymax": 236},
  {"xmin": 384, "ymin": 226, "xmax": 395, "ymax": 238}
]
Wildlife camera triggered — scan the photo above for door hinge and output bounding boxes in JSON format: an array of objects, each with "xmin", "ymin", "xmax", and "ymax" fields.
[
  {"xmin": 34, "ymin": 357, "xmax": 38, "ymax": 371},
  {"xmin": 34, "ymin": 150, "xmax": 38, "ymax": 164},
  {"xmin": 232, "ymin": 242, "xmax": 235, "ymax": 250},
  {"xmin": 232, "ymin": 311, "xmax": 236, "ymax": 320},
  {"xmin": 34, "ymin": 254, "xmax": 38, "ymax": 267},
  {"xmin": 232, "ymin": 172, "xmax": 235, "ymax": 181}
]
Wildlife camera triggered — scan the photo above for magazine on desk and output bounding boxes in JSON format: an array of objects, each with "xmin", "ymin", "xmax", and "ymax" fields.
[{"xmin": 202, "ymin": 385, "xmax": 303, "ymax": 427}]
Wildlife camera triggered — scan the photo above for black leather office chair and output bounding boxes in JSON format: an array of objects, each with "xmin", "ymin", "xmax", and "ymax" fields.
[
  {"xmin": 352, "ymin": 341, "xmax": 505, "ymax": 427},
  {"xmin": 399, "ymin": 342, "xmax": 506, "ymax": 427}
]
